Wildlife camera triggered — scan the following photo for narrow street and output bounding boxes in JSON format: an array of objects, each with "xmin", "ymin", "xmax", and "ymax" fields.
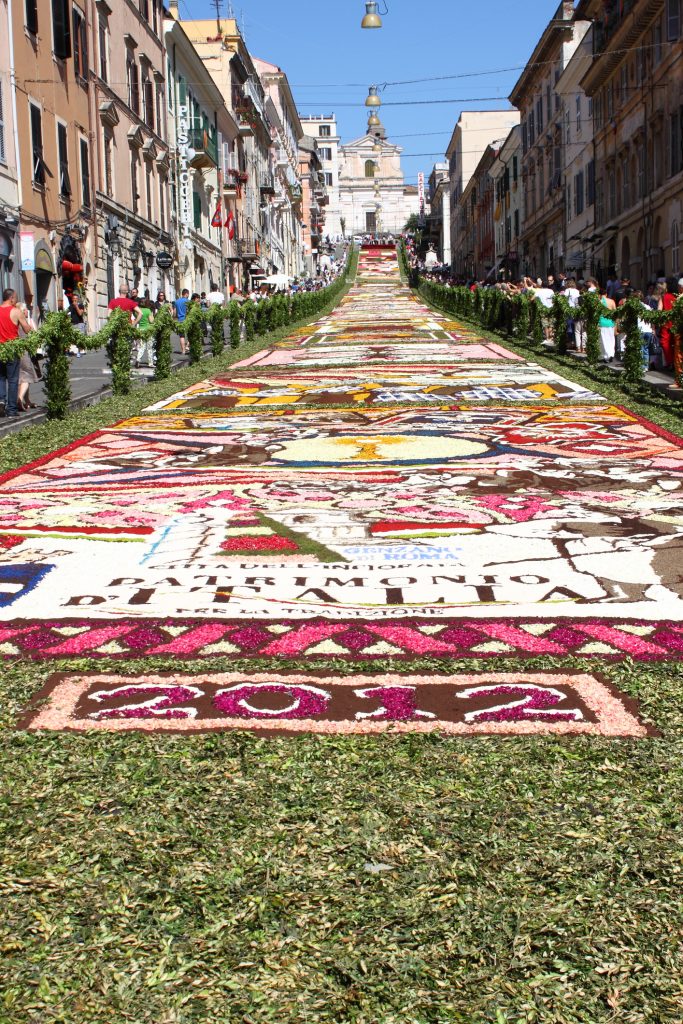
[{"xmin": 6, "ymin": 246, "xmax": 682, "ymax": 734}]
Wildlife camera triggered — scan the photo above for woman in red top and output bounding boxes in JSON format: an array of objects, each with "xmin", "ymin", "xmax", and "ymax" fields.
[
  {"xmin": 657, "ymin": 276, "xmax": 678, "ymax": 370},
  {"xmin": 0, "ymin": 288, "xmax": 33, "ymax": 418}
]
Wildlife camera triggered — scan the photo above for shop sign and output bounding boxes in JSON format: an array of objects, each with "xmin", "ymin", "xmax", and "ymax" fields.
[
  {"xmin": 177, "ymin": 106, "xmax": 194, "ymax": 251},
  {"xmin": 156, "ymin": 251, "xmax": 174, "ymax": 270},
  {"xmin": 20, "ymin": 232, "xmax": 35, "ymax": 272}
]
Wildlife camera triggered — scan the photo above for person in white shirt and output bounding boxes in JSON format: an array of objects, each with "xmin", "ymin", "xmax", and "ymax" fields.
[
  {"xmin": 563, "ymin": 278, "xmax": 582, "ymax": 352},
  {"xmin": 207, "ymin": 283, "xmax": 225, "ymax": 306},
  {"xmin": 534, "ymin": 280, "xmax": 555, "ymax": 341}
]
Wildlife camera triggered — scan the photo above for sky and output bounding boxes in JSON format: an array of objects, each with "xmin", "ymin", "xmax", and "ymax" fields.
[{"xmin": 182, "ymin": 0, "xmax": 567, "ymax": 186}]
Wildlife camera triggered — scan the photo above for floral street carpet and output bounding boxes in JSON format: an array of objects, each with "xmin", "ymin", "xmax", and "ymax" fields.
[{"xmin": 5, "ymin": 246, "xmax": 681, "ymax": 734}]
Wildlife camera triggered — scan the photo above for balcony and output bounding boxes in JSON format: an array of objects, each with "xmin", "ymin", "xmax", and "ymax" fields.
[
  {"xmin": 237, "ymin": 237, "xmax": 259, "ymax": 260},
  {"xmin": 260, "ymin": 172, "xmax": 276, "ymax": 196},
  {"xmin": 188, "ymin": 128, "xmax": 218, "ymax": 169}
]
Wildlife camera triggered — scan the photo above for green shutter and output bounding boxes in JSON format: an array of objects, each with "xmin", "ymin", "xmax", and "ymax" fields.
[{"xmin": 193, "ymin": 190, "xmax": 201, "ymax": 230}]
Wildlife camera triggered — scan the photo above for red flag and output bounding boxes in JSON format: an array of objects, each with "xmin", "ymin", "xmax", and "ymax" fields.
[
  {"xmin": 211, "ymin": 204, "xmax": 223, "ymax": 228},
  {"xmin": 225, "ymin": 209, "xmax": 235, "ymax": 240}
]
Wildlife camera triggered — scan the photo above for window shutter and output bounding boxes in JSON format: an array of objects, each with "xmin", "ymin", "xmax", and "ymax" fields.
[
  {"xmin": 193, "ymin": 190, "xmax": 201, "ymax": 229},
  {"xmin": 80, "ymin": 138, "xmax": 90, "ymax": 208},
  {"xmin": 52, "ymin": 0, "xmax": 72, "ymax": 60}
]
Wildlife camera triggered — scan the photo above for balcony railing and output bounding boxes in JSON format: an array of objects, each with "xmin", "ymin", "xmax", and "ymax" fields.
[{"xmin": 188, "ymin": 128, "xmax": 218, "ymax": 169}]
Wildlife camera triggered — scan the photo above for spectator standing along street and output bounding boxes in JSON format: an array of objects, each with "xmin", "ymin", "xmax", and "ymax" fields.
[{"xmin": 0, "ymin": 288, "xmax": 34, "ymax": 418}]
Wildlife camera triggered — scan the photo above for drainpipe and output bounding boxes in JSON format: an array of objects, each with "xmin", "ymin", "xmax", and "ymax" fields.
[
  {"xmin": 7, "ymin": 0, "xmax": 24, "ymax": 298},
  {"xmin": 87, "ymin": 0, "xmax": 99, "ymax": 326}
]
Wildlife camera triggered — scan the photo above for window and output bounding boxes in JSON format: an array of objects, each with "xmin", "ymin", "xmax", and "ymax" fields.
[
  {"xmin": 512, "ymin": 155, "xmax": 518, "ymax": 183},
  {"xmin": 73, "ymin": 6, "xmax": 88, "ymax": 81},
  {"xmin": 57, "ymin": 121, "xmax": 71, "ymax": 197},
  {"xmin": 151, "ymin": 0, "xmax": 159, "ymax": 36},
  {"xmin": 522, "ymin": 122, "xmax": 528, "ymax": 154},
  {"xmin": 566, "ymin": 181, "xmax": 572, "ymax": 221},
  {"xmin": 672, "ymin": 221, "xmax": 681, "ymax": 275},
  {"xmin": 637, "ymin": 143, "xmax": 645, "ymax": 198},
  {"xmin": 29, "ymin": 102, "xmax": 45, "ymax": 186},
  {"xmin": 156, "ymin": 84, "xmax": 164, "ymax": 138},
  {"xmin": 318, "ymin": 146, "xmax": 332, "ymax": 161},
  {"xmin": 143, "ymin": 76, "xmax": 154, "ymax": 129},
  {"xmin": 167, "ymin": 60, "xmax": 174, "ymax": 110},
  {"xmin": 193, "ymin": 190, "xmax": 201, "ymax": 230},
  {"xmin": 514, "ymin": 208, "xmax": 519, "ymax": 238},
  {"xmin": 52, "ymin": 0, "xmax": 72, "ymax": 60},
  {"xmin": 667, "ymin": 0, "xmax": 680, "ymax": 40},
  {"xmin": 595, "ymin": 178, "xmax": 604, "ymax": 226},
  {"xmin": 319, "ymin": 124, "xmax": 331, "ymax": 137},
  {"xmin": 131, "ymin": 154, "xmax": 139, "ymax": 213},
  {"xmin": 670, "ymin": 107, "xmax": 683, "ymax": 177},
  {"xmin": 0, "ymin": 82, "xmax": 5, "ymax": 164},
  {"xmin": 80, "ymin": 136, "xmax": 90, "ymax": 209},
  {"xmin": 587, "ymin": 159, "xmax": 596, "ymax": 206},
  {"xmin": 536, "ymin": 97, "xmax": 543, "ymax": 134},
  {"xmin": 653, "ymin": 19, "xmax": 663, "ymax": 64},
  {"xmin": 565, "ymin": 109, "xmax": 570, "ymax": 145},
  {"xmin": 98, "ymin": 19, "xmax": 108, "ymax": 81},
  {"xmin": 324, "ymin": 172, "xmax": 333, "ymax": 186},
  {"xmin": 25, "ymin": 0, "xmax": 38, "ymax": 34},
  {"xmin": 103, "ymin": 131, "xmax": 113, "ymax": 195},
  {"xmin": 146, "ymin": 165, "xmax": 152, "ymax": 222},
  {"xmin": 364, "ymin": 159, "xmax": 375, "ymax": 178},
  {"xmin": 622, "ymin": 158, "xmax": 630, "ymax": 210},
  {"xmin": 127, "ymin": 54, "xmax": 140, "ymax": 115},
  {"xmin": 158, "ymin": 176, "xmax": 166, "ymax": 231},
  {"xmin": 139, "ymin": 0, "xmax": 149, "ymax": 21},
  {"xmin": 528, "ymin": 110, "xmax": 535, "ymax": 146},
  {"xmin": 576, "ymin": 95, "xmax": 582, "ymax": 134},
  {"xmin": 608, "ymin": 167, "xmax": 616, "ymax": 219},
  {"xmin": 574, "ymin": 170, "xmax": 584, "ymax": 216}
]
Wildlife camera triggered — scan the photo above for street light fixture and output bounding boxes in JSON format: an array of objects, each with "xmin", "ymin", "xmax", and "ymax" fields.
[
  {"xmin": 367, "ymin": 112, "xmax": 381, "ymax": 128},
  {"xmin": 361, "ymin": 1, "xmax": 384, "ymax": 28},
  {"xmin": 365, "ymin": 85, "xmax": 381, "ymax": 108}
]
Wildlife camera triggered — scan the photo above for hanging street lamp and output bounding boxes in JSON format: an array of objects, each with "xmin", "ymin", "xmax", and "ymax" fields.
[
  {"xmin": 367, "ymin": 112, "xmax": 381, "ymax": 128},
  {"xmin": 365, "ymin": 85, "xmax": 382, "ymax": 108},
  {"xmin": 361, "ymin": 1, "xmax": 383, "ymax": 29}
]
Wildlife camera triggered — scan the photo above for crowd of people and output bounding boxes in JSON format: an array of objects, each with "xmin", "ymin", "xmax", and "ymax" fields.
[
  {"xmin": 411, "ymin": 249, "xmax": 683, "ymax": 371},
  {"xmin": 1, "ymin": 256, "xmax": 348, "ymax": 417}
]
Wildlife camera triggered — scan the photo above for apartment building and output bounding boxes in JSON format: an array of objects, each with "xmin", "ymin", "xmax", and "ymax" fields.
[
  {"xmin": 93, "ymin": 0, "xmax": 170, "ymax": 320},
  {"xmin": 299, "ymin": 115, "xmax": 343, "ymax": 239},
  {"xmin": 298, "ymin": 136, "xmax": 327, "ymax": 274},
  {"xmin": 13, "ymin": 0, "xmax": 96, "ymax": 323},
  {"xmin": 0, "ymin": 0, "xmax": 20, "ymax": 297},
  {"xmin": 253, "ymin": 58, "xmax": 303, "ymax": 281},
  {"xmin": 489, "ymin": 126, "xmax": 523, "ymax": 280},
  {"xmin": 576, "ymin": 0, "xmax": 683, "ymax": 286},
  {"xmin": 555, "ymin": 27, "xmax": 595, "ymax": 281},
  {"xmin": 165, "ymin": 13, "xmax": 240, "ymax": 297},
  {"xmin": 446, "ymin": 110, "xmax": 520, "ymax": 277},
  {"xmin": 510, "ymin": 1, "xmax": 591, "ymax": 281},
  {"xmin": 426, "ymin": 162, "xmax": 450, "ymax": 263}
]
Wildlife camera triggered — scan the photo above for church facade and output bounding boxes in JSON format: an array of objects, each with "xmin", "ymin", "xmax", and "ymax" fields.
[{"xmin": 337, "ymin": 118, "xmax": 420, "ymax": 236}]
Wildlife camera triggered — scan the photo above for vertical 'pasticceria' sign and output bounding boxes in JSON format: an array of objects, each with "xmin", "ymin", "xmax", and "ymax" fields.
[{"xmin": 177, "ymin": 105, "xmax": 193, "ymax": 250}]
